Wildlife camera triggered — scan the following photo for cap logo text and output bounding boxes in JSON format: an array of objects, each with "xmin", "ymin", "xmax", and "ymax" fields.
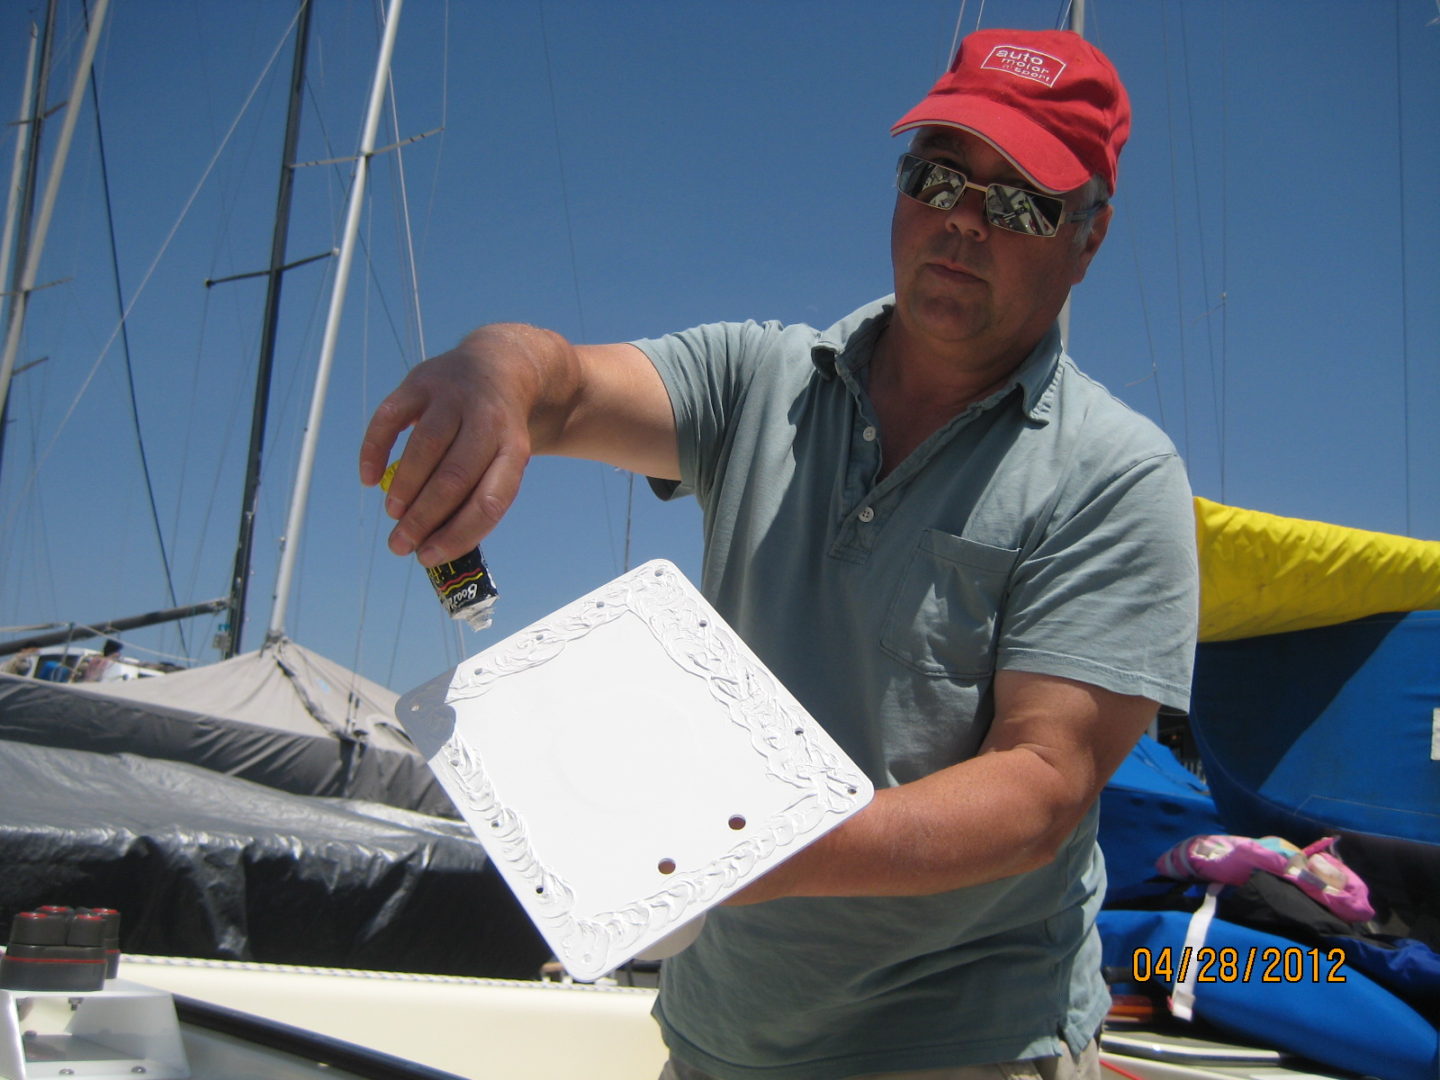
[{"xmin": 981, "ymin": 45, "xmax": 1066, "ymax": 88}]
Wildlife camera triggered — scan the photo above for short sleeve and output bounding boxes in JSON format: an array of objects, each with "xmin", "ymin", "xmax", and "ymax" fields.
[
  {"xmin": 998, "ymin": 450, "xmax": 1199, "ymax": 713},
  {"xmin": 632, "ymin": 319, "xmax": 789, "ymax": 504}
]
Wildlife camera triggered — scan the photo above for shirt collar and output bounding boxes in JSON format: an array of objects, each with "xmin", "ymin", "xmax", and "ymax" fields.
[
  {"xmin": 810, "ymin": 296, "xmax": 892, "ymax": 379},
  {"xmin": 811, "ymin": 296, "xmax": 1063, "ymax": 424},
  {"xmin": 1001, "ymin": 323, "xmax": 1063, "ymax": 423}
]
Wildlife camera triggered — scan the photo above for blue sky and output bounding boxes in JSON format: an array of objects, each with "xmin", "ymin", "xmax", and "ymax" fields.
[{"xmin": 2, "ymin": 0, "xmax": 1437, "ymax": 695}]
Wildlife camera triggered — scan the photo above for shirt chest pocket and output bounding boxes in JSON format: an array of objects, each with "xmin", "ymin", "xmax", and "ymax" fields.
[{"xmin": 879, "ymin": 530, "xmax": 1019, "ymax": 680}]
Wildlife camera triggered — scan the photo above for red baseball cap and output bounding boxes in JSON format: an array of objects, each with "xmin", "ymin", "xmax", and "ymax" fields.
[{"xmin": 891, "ymin": 29, "xmax": 1130, "ymax": 195}]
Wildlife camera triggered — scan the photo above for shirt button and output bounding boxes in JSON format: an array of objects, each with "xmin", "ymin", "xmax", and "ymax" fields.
[
  {"xmin": 861, "ymin": 425, "xmax": 877, "ymax": 442},
  {"xmin": 858, "ymin": 506, "xmax": 875, "ymax": 523}
]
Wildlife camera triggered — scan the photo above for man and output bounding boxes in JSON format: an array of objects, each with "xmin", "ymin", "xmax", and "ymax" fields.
[
  {"xmin": 78, "ymin": 639, "xmax": 124, "ymax": 683},
  {"xmin": 0, "ymin": 646, "xmax": 38, "ymax": 677},
  {"xmin": 362, "ymin": 28, "xmax": 1197, "ymax": 1080}
]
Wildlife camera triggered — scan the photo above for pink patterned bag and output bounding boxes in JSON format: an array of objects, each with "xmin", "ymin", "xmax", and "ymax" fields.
[{"xmin": 1155, "ymin": 834, "xmax": 1375, "ymax": 922}]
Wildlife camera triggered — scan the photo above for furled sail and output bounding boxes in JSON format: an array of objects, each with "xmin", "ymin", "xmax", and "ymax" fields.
[{"xmin": 1196, "ymin": 496, "xmax": 1440, "ymax": 642}]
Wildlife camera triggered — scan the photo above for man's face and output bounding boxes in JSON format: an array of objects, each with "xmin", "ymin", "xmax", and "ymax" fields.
[{"xmin": 890, "ymin": 127, "xmax": 1110, "ymax": 369}]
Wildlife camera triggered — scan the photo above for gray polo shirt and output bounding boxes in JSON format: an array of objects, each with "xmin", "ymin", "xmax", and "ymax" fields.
[{"xmin": 635, "ymin": 297, "xmax": 1198, "ymax": 1079}]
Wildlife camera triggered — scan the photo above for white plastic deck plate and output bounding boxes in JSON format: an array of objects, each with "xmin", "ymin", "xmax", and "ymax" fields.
[{"xmin": 397, "ymin": 559, "xmax": 873, "ymax": 981}]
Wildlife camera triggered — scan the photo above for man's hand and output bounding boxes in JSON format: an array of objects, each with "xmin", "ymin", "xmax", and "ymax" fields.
[
  {"xmin": 360, "ymin": 325, "xmax": 558, "ymax": 564},
  {"xmin": 359, "ymin": 325, "xmax": 677, "ymax": 566}
]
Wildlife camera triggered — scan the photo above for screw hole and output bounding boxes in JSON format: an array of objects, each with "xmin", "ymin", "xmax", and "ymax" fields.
[
  {"xmin": 728, "ymin": 815, "xmax": 746, "ymax": 830},
  {"xmin": 658, "ymin": 858, "xmax": 677, "ymax": 875}
]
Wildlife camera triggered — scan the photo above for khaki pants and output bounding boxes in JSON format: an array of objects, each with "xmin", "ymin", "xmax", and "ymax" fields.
[{"xmin": 658, "ymin": 1038, "xmax": 1101, "ymax": 1080}]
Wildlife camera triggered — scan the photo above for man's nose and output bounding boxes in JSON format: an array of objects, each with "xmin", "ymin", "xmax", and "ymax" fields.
[{"xmin": 945, "ymin": 184, "xmax": 990, "ymax": 238}]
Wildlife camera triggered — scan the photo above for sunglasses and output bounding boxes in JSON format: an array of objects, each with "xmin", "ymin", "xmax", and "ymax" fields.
[{"xmin": 895, "ymin": 153, "xmax": 1105, "ymax": 238}]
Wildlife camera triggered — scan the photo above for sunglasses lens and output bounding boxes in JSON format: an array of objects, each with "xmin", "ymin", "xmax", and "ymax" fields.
[
  {"xmin": 985, "ymin": 185, "xmax": 1064, "ymax": 237},
  {"xmin": 898, "ymin": 155, "xmax": 1070, "ymax": 236},
  {"xmin": 899, "ymin": 156, "xmax": 961, "ymax": 210}
]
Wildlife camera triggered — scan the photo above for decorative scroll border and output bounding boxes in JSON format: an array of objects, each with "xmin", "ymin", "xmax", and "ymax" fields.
[{"xmin": 432, "ymin": 560, "xmax": 869, "ymax": 980}]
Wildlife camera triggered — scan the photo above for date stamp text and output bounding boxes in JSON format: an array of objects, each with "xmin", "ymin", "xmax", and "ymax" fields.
[{"xmin": 1131, "ymin": 946, "xmax": 1347, "ymax": 984}]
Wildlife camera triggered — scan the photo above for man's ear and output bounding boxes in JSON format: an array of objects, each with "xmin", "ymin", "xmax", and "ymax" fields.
[{"xmin": 1071, "ymin": 203, "xmax": 1113, "ymax": 285}]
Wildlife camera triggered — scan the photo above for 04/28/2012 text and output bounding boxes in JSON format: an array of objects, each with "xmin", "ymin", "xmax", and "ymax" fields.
[{"xmin": 1131, "ymin": 946, "xmax": 1347, "ymax": 985}]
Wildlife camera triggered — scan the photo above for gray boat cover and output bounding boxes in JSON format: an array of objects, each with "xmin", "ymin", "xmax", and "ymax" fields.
[
  {"xmin": 0, "ymin": 637, "xmax": 453, "ymax": 817},
  {"xmin": 0, "ymin": 738, "xmax": 549, "ymax": 978}
]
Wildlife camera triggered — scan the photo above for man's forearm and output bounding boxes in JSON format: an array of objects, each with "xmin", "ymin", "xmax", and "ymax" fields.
[
  {"xmin": 727, "ymin": 670, "xmax": 1159, "ymax": 904},
  {"xmin": 726, "ymin": 744, "xmax": 1086, "ymax": 904}
]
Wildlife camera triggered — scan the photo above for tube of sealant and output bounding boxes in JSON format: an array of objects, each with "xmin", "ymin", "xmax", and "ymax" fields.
[{"xmin": 381, "ymin": 462, "xmax": 499, "ymax": 631}]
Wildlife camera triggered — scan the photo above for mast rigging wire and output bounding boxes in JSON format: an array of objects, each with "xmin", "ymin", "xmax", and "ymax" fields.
[
  {"xmin": 300, "ymin": 78, "xmax": 432, "ymax": 388},
  {"xmin": 1173, "ymin": 4, "xmax": 1225, "ymax": 492},
  {"xmin": 947, "ymin": 2, "xmax": 967, "ymax": 71},
  {"xmin": 537, "ymin": 0, "xmax": 588, "ymax": 346},
  {"xmin": 3, "ymin": 6, "xmax": 302, "ymax": 531},
  {"xmin": 175, "ymin": 290, "xmax": 248, "ymax": 658},
  {"xmin": 537, "ymin": 0, "xmax": 633, "ymax": 578},
  {"xmin": 1393, "ymin": 0, "xmax": 1412, "ymax": 535},
  {"xmin": 1218, "ymin": 0, "xmax": 1229, "ymax": 502},
  {"xmin": 1121, "ymin": 224, "xmax": 1166, "ymax": 431},
  {"xmin": 380, "ymin": 12, "xmax": 432, "ymax": 368},
  {"xmin": 1158, "ymin": 5, "xmax": 1192, "ymax": 466},
  {"xmin": 80, "ymin": 0, "xmax": 189, "ymax": 656}
]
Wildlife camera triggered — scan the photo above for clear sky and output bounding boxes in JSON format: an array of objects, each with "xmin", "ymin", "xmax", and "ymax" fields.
[{"xmin": 2, "ymin": 0, "xmax": 1437, "ymax": 696}]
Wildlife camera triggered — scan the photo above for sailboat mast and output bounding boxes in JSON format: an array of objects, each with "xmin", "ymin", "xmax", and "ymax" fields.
[
  {"xmin": 266, "ymin": 0, "xmax": 406, "ymax": 644},
  {"xmin": 0, "ymin": 0, "xmax": 108, "ymax": 426},
  {"xmin": 0, "ymin": 22, "xmax": 41, "ymax": 318},
  {"xmin": 223, "ymin": 0, "xmax": 316, "ymax": 659},
  {"xmin": 0, "ymin": 17, "xmax": 43, "ymax": 483}
]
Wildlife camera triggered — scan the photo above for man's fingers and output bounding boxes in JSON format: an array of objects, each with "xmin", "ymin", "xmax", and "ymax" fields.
[
  {"xmin": 406, "ymin": 444, "xmax": 528, "ymax": 566},
  {"xmin": 364, "ymin": 331, "xmax": 547, "ymax": 563},
  {"xmin": 388, "ymin": 414, "xmax": 529, "ymax": 559},
  {"xmin": 381, "ymin": 404, "xmax": 468, "ymax": 526},
  {"xmin": 358, "ymin": 384, "xmax": 426, "ymax": 487},
  {"xmin": 387, "ymin": 451, "xmax": 470, "ymax": 556}
]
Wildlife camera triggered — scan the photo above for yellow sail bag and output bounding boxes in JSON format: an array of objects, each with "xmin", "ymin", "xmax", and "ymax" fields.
[{"xmin": 1196, "ymin": 496, "xmax": 1440, "ymax": 642}]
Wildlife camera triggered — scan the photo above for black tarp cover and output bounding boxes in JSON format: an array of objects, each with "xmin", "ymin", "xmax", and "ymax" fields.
[
  {"xmin": 0, "ymin": 738, "xmax": 548, "ymax": 979},
  {"xmin": 0, "ymin": 638, "xmax": 453, "ymax": 816}
]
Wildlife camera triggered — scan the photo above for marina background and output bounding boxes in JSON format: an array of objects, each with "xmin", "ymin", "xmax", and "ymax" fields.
[{"xmin": 1, "ymin": 0, "xmax": 1436, "ymax": 694}]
